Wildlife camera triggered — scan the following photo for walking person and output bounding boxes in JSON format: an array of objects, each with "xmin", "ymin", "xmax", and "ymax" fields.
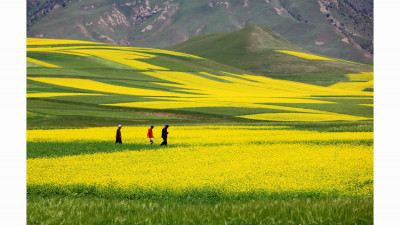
[
  {"xmin": 147, "ymin": 126, "xmax": 154, "ymax": 145},
  {"xmin": 115, "ymin": 125, "xmax": 122, "ymax": 144},
  {"xmin": 160, "ymin": 125, "xmax": 169, "ymax": 146}
]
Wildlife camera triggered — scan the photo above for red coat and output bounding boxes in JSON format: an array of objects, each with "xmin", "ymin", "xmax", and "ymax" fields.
[{"xmin": 147, "ymin": 128, "xmax": 154, "ymax": 138}]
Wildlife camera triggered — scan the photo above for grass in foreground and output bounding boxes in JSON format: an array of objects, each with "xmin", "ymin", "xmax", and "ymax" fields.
[{"xmin": 27, "ymin": 195, "xmax": 373, "ymax": 225}]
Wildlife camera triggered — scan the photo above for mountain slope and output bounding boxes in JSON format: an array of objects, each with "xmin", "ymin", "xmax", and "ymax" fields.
[
  {"xmin": 169, "ymin": 25, "xmax": 372, "ymax": 85},
  {"xmin": 27, "ymin": 0, "xmax": 373, "ymax": 63}
]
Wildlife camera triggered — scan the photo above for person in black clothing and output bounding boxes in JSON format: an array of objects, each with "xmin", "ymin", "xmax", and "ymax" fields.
[
  {"xmin": 160, "ymin": 125, "xmax": 169, "ymax": 146},
  {"xmin": 115, "ymin": 125, "xmax": 122, "ymax": 144}
]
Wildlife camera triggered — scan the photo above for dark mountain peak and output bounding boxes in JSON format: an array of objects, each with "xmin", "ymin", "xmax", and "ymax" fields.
[{"xmin": 27, "ymin": 0, "xmax": 373, "ymax": 63}]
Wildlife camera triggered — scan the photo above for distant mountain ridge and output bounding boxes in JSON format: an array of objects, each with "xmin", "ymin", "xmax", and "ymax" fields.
[{"xmin": 27, "ymin": 0, "xmax": 373, "ymax": 63}]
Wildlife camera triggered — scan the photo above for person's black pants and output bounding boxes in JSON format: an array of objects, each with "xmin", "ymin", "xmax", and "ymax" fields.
[
  {"xmin": 161, "ymin": 137, "xmax": 167, "ymax": 146},
  {"xmin": 115, "ymin": 137, "xmax": 122, "ymax": 144}
]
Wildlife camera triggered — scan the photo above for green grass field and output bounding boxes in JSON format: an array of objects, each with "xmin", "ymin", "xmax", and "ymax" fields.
[{"xmin": 27, "ymin": 195, "xmax": 372, "ymax": 224}]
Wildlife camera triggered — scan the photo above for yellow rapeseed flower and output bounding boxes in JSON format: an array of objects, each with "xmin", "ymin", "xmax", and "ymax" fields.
[
  {"xmin": 27, "ymin": 57, "xmax": 61, "ymax": 68},
  {"xmin": 346, "ymin": 72, "xmax": 373, "ymax": 81},
  {"xmin": 27, "ymin": 139, "xmax": 373, "ymax": 196},
  {"xmin": 329, "ymin": 80, "xmax": 373, "ymax": 92},
  {"xmin": 275, "ymin": 50, "xmax": 335, "ymax": 61},
  {"xmin": 26, "ymin": 125, "xmax": 373, "ymax": 144}
]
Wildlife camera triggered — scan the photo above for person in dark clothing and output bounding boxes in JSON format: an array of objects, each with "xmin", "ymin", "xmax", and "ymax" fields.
[
  {"xmin": 160, "ymin": 125, "xmax": 169, "ymax": 146},
  {"xmin": 115, "ymin": 125, "xmax": 122, "ymax": 144}
]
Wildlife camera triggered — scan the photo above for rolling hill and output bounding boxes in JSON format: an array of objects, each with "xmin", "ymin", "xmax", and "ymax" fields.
[
  {"xmin": 169, "ymin": 25, "xmax": 373, "ymax": 86},
  {"xmin": 27, "ymin": 38, "xmax": 373, "ymax": 128},
  {"xmin": 27, "ymin": 0, "xmax": 373, "ymax": 64}
]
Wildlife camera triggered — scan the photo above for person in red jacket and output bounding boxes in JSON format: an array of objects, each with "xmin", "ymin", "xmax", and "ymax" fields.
[{"xmin": 147, "ymin": 126, "xmax": 154, "ymax": 145}]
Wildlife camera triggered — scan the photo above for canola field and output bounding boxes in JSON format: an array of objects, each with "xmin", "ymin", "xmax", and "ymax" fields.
[
  {"xmin": 27, "ymin": 38, "xmax": 373, "ymax": 223},
  {"xmin": 274, "ymin": 50, "xmax": 336, "ymax": 61},
  {"xmin": 27, "ymin": 38, "xmax": 374, "ymax": 197},
  {"xmin": 27, "ymin": 38, "xmax": 373, "ymax": 126},
  {"xmin": 27, "ymin": 125, "xmax": 373, "ymax": 198}
]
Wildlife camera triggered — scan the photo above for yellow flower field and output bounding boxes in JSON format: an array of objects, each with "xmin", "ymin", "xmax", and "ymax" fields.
[
  {"xmin": 346, "ymin": 72, "xmax": 374, "ymax": 81},
  {"xmin": 27, "ymin": 38, "xmax": 98, "ymax": 46},
  {"xmin": 26, "ymin": 38, "xmax": 374, "ymax": 200},
  {"xmin": 360, "ymin": 104, "xmax": 373, "ymax": 107},
  {"xmin": 27, "ymin": 57, "xmax": 61, "ymax": 68},
  {"xmin": 27, "ymin": 38, "xmax": 373, "ymax": 122},
  {"xmin": 26, "ymin": 125, "xmax": 373, "ymax": 197},
  {"xmin": 27, "ymin": 38, "xmax": 202, "ymax": 71},
  {"xmin": 238, "ymin": 112, "xmax": 371, "ymax": 122},
  {"xmin": 27, "ymin": 77, "xmax": 185, "ymax": 97},
  {"xmin": 28, "ymin": 70, "xmax": 372, "ymax": 122},
  {"xmin": 275, "ymin": 50, "xmax": 335, "ymax": 61},
  {"xmin": 27, "ymin": 38, "xmax": 203, "ymax": 59},
  {"xmin": 63, "ymin": 48, "xmax": 169, "ymax": 70},
  {"xmin": 330, "ymin": 80, "xmax": 373, "ymax": 91},
  {"xmin": 26, "ymin": 125, "xmax": 373, "ymax": 144}
]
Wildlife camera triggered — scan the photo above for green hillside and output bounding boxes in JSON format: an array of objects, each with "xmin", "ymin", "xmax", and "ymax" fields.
[
  {"xmin": 27, "ymin": 0, "xmax": 373, "ymax": 64},
  {"xmin": 169, "ymin": 25, "xmax": 373, "ymax": 86},
  {"xmin": 26, "ymin": 38, "xmax": 252, "ymax": 128},
  {"xmin": 27, "ymin": 38, "xmax": 373, "ymax": 129}
]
